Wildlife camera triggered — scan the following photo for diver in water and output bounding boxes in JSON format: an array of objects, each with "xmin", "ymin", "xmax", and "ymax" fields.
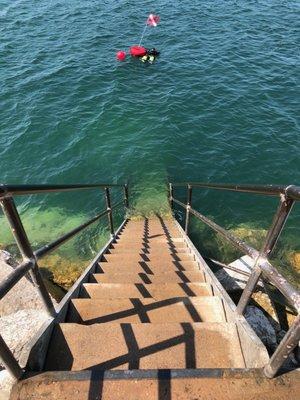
[{"xmin": 141, "ymin": 48, "xmax": 160, "ymax": 64}]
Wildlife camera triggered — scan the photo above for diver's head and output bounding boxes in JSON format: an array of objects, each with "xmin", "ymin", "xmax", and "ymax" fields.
[{"xmin": 148, "ymin": 48, "xmax": 160, "ymax": 56}]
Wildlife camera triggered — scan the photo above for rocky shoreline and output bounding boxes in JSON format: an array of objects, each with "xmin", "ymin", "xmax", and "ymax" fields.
[{"xmin": 0, "ymin": 251, "xmax": 55, "ymax": 399}]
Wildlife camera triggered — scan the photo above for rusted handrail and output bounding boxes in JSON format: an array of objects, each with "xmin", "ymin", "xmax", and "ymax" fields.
[
  {"xmin": 172, "ymin": 198, "xmax": 299, "ymax": 312},
  {"xmin": 0, "ymin": 259, "xmax": 33, "ymax": 301},
  {"xmin": 170, "ymin": 181, "xmax": 300, "ymax": 378},
  {"xmin": 34, "ymin": 200, "xmax": 124, "ymax": 260},
  {"xmin": 172, "ymin": 198, "xmax": 258, "ymax": 259},
  {"xmin": 0, "ymin": 183, "xmax": 124, "ymax": 198},
  {"xmin": 0, "ymin": 182, "xmax": 129, "ymax": 379},
  {"xmin": 170, "ymin": 182, "xmax": 300, "ymax": 200}
]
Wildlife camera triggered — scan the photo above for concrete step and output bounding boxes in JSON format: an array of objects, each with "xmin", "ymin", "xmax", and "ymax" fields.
[
  {"xmin": 105, "ymin": 251, "xmax": 191, "ymax": 258},
  {"xmin": 123, "ymin": 226, "xmax": 177, "ymax": 232},
  {"xmin": 67, "ymin": 297, "xmax": 225, "ymax": 324},
  {"xmin": 11, "ymin": 370, "xmax": 300, "ymax": 400},
  {"xmin": 102, "ymin": 253, "xmax": 194, "ymax": 263},
  {"xmin": 81, "ymin": 283, "xmax": 213, "ymax": 299},
  {"xmin": 121, "ymin": 224, "xmax": 178, "ymax": 231},
  {"xmin": 108, "ymin": 246, "xmax": 189, "ymax": 254},
  {"xmin": 112, "ymin": 242, "xmax": 188, "ymax": 249},
  {"xmin": 116, "ymin": 238, "xmax": 184, "ymax": 246},
  {"xmin": 97, "ymin": 261, "xmax": 200, "ymax": 274},
  {"xmin": 119, "ymin": 232, "xmax": 180, "ymax": 239},
  {"xmin": 124, "ymin": 220, "xmax": 175, "ymax": 226},
  {"xmin": 44, "ymin": 322, "xmax": 245, "ymax": 371},
  {"xmin": 91, "ymin": 270, "xmax": 205, "ymax": 284},
  {"xmin": 121, "ymin": 226, "xmax": 180, "ymax": 236},
  {"xmin": 120, "ymin": 226, "xmax": 181, "ymax": 231},
  {"xmin": 125, "ymin": 219, "xmax": 175, "ymax": 225},
  {"xmin": 116, "ymin": 237, "xmax": 185, "ymax": 244}
]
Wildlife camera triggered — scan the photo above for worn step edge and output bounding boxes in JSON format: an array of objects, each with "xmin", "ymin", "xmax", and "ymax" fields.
[
  {"xmin": 116, "ymin": 238, "xmax": 185, "ymax": 243},
  {"xmin": 108, "ymin": 247, "xmax": 189, "ymax": 254},
  {"xmin": 97, "ymin": 262, "xmax": 200, "ymax": 274},
  {"xmin": 81, "ymin": 282, "xmax": 213, "ymax": 299},
  {"xmin": 67, "ymin": 297, "xmax": 225, "ymax": 324},
  {"xmin": 44, "ymin": 322, "xmax": 245, "ymax": 371},
  {"xmin": 91, "ymin": 271, "xmax": 205, "ymax": 284},
  {"xmin": 10, "ymin": 370, "xmax": 300, "ymax": 400},
  {"xmin": 102, "ymin": 254, "xmax": 194, "ymax": 262},
  {"xmin": 114, "ymin": 242, "xmax": 187, "ymax": 249}
]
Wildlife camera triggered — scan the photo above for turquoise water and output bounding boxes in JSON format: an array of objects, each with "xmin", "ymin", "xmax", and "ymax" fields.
[{"xmin": 0, "ymin": 1, "xmax": 299, "ymax": 276}]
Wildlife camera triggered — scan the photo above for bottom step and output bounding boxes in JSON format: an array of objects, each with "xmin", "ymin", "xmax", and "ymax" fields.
[
  {"xmin": 10, "ymin": 370, "xmax": 300, "ymax": 400},
  {"xmin": 44, "ymin": 322, "xmax": 245, "ymax": 371}
]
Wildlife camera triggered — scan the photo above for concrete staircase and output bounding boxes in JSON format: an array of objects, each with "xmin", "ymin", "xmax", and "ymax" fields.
[
  {"xmin": 13, "ymin": 217, "xmax": 299, "ymax": 399},
  {"xmin": 43, "ymin": 218, "xmax": 244, "ymax": 371}
]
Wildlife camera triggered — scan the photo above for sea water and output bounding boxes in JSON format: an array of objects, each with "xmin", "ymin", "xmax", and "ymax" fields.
[{"xmin": 0, "ymin": 1, "xmax": 299, "ymax": 291}]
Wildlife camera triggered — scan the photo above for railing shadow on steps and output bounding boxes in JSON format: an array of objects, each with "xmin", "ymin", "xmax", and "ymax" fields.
[
  {"xmin": 169, "ymin": 181, "xmax": 300, "ymax": 378},
  {"xmin": 0, "ymin": 183, "xmax": 129, "ymax": 379}
]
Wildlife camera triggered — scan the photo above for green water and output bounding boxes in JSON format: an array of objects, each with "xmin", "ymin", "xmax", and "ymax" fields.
[{"xmin": 0, "ymin": 1, "xmax": 299, "ymax": 286}]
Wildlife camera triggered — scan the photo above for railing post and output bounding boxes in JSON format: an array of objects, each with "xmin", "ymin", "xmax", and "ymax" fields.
[
  {"xmin": 263, "ymin": 194, "xmax": 295, "ymax": 256},
  {"xmin": 262, "ymin": 197, "xmax": 294, "ymax": 331},
  {"xmin": 104, "ymin": 187, "xmax": 114, "ymax": 237},
  {"xmin": 184, "ymin": 184, "xmax": 192, "ymax": 234},
  {"xmin": 0, "ymin": 335, "xmax": 23, "ymax": 379},
  {"xmin": 0, "ymin": 197, "xmax": 56, "ymax": 318},
  {"xmin": 168, "ymin": 183, "xmax": 173, "ymax": 209},
  {"xmin": 264, "ymin": 314, "xmax": 300, "ymax": 378},
  {"xmin": 236, "ymin": 194, "xmax": 294, "ymax": 315},
  {"xmin": 236, "ymin": 265, "xmax": 262, "ymax": 315},
  {"xmin": 124, "ymin": 184, "xmax": 129, "ymax": 208}
]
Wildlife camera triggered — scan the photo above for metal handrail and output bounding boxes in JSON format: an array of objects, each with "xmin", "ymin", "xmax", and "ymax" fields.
[
  {"xmin": 34, "ymin": 200, "xmax": 124, "ymax": 260},
  {"xmin": 0, "ymin": 259, "xmax": 33, "ymax": 301},
  {"xmin": 172, "ymin": 198, "xmax": 258, "ymax": 259},
  {"xmin": 170, "ymin": 182, "xmax": 300, "ymax": 200},
  {"xmin": 169, "ymin": 181, "xmax": 300, "ymax": 378},
  {"xmin": 0, "ymin": 182, "xmax": 129, "ymax": 379},
  {"xmin": 0, "ymin": 183, "xmax": 125, "ymax": 198}
]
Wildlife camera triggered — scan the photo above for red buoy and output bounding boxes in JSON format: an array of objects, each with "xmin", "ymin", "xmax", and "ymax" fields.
[
  {"xmin": 116, "ymin": 51, "xmax": 126, "ymax": 61},
  {"xmin": 129, "ymin": 46, "xmax": 147, "ymax": 57}
]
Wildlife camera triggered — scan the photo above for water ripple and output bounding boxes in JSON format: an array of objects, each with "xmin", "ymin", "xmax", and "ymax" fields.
[{"xmin": 0, "ymin": 0, "xmax": 299, "ymax": 223}]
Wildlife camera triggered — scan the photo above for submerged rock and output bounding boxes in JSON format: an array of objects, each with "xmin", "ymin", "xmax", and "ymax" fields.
[
  {"xmin": 290, "ymin": 252, "xmax": 300, "ymax": 273},
  {"xmin": 214, "ymin": 255, "xmax": 264, "ymax": 291},
  {"xmin": 38, "ymin": 254, "xmax": 87, "ymax": 290}
]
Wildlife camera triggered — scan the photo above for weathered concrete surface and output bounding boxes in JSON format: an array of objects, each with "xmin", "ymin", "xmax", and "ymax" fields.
[
  {"xmin": 68, "ymin": 297, "xmax": 225, "ymax": 324},
  {"xmin": 0, "ymin": 311, "xmax": 51, "ymax": 366},
  {"xmin": 97, "ymin": 260, "xmax": 199, "ymax": 274},
  {"xmin": 0, "ymin": 254, "xmax": 53, "ymax": 365},
  {"xmin": 81, "ymin": 282, "xmax": 212, "ymax": 299},
  {"xmin": 103, "ymin": 252, "xmax": 193, "ymax": 263},
  {"xmin": 91, "ymin": 270, "xmax": 205, "ymax": 283},
  {"xmin": 5, "ymin": 217, "xmax": 287, "ymax": 399},
  {"xmin": 0, "ymin": 371, "xmax": 14, "ymax": 400},
  {"xmin": 44, "ymin": 322, "xmax": 245, "ymax": 371},
  {"xmin": 0, "ymin": 254, "xmax": 45, "ymax": 316},
  {"xmin": 10, "ymin": 370, "xmax": 300, "ymax": 400},
  {"xmin": 0, "ymin": 252, "xmax": 54, "ymax": 399}
]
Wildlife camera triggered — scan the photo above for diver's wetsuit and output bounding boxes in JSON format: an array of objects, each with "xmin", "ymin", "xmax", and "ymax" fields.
[
  {"xmin": 140, "ymin": 48, "xmax": 160, "ymax": 64},
  {"xmin": 141, "ymin": 54, "xmax": 155, "ymax": 63}
]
